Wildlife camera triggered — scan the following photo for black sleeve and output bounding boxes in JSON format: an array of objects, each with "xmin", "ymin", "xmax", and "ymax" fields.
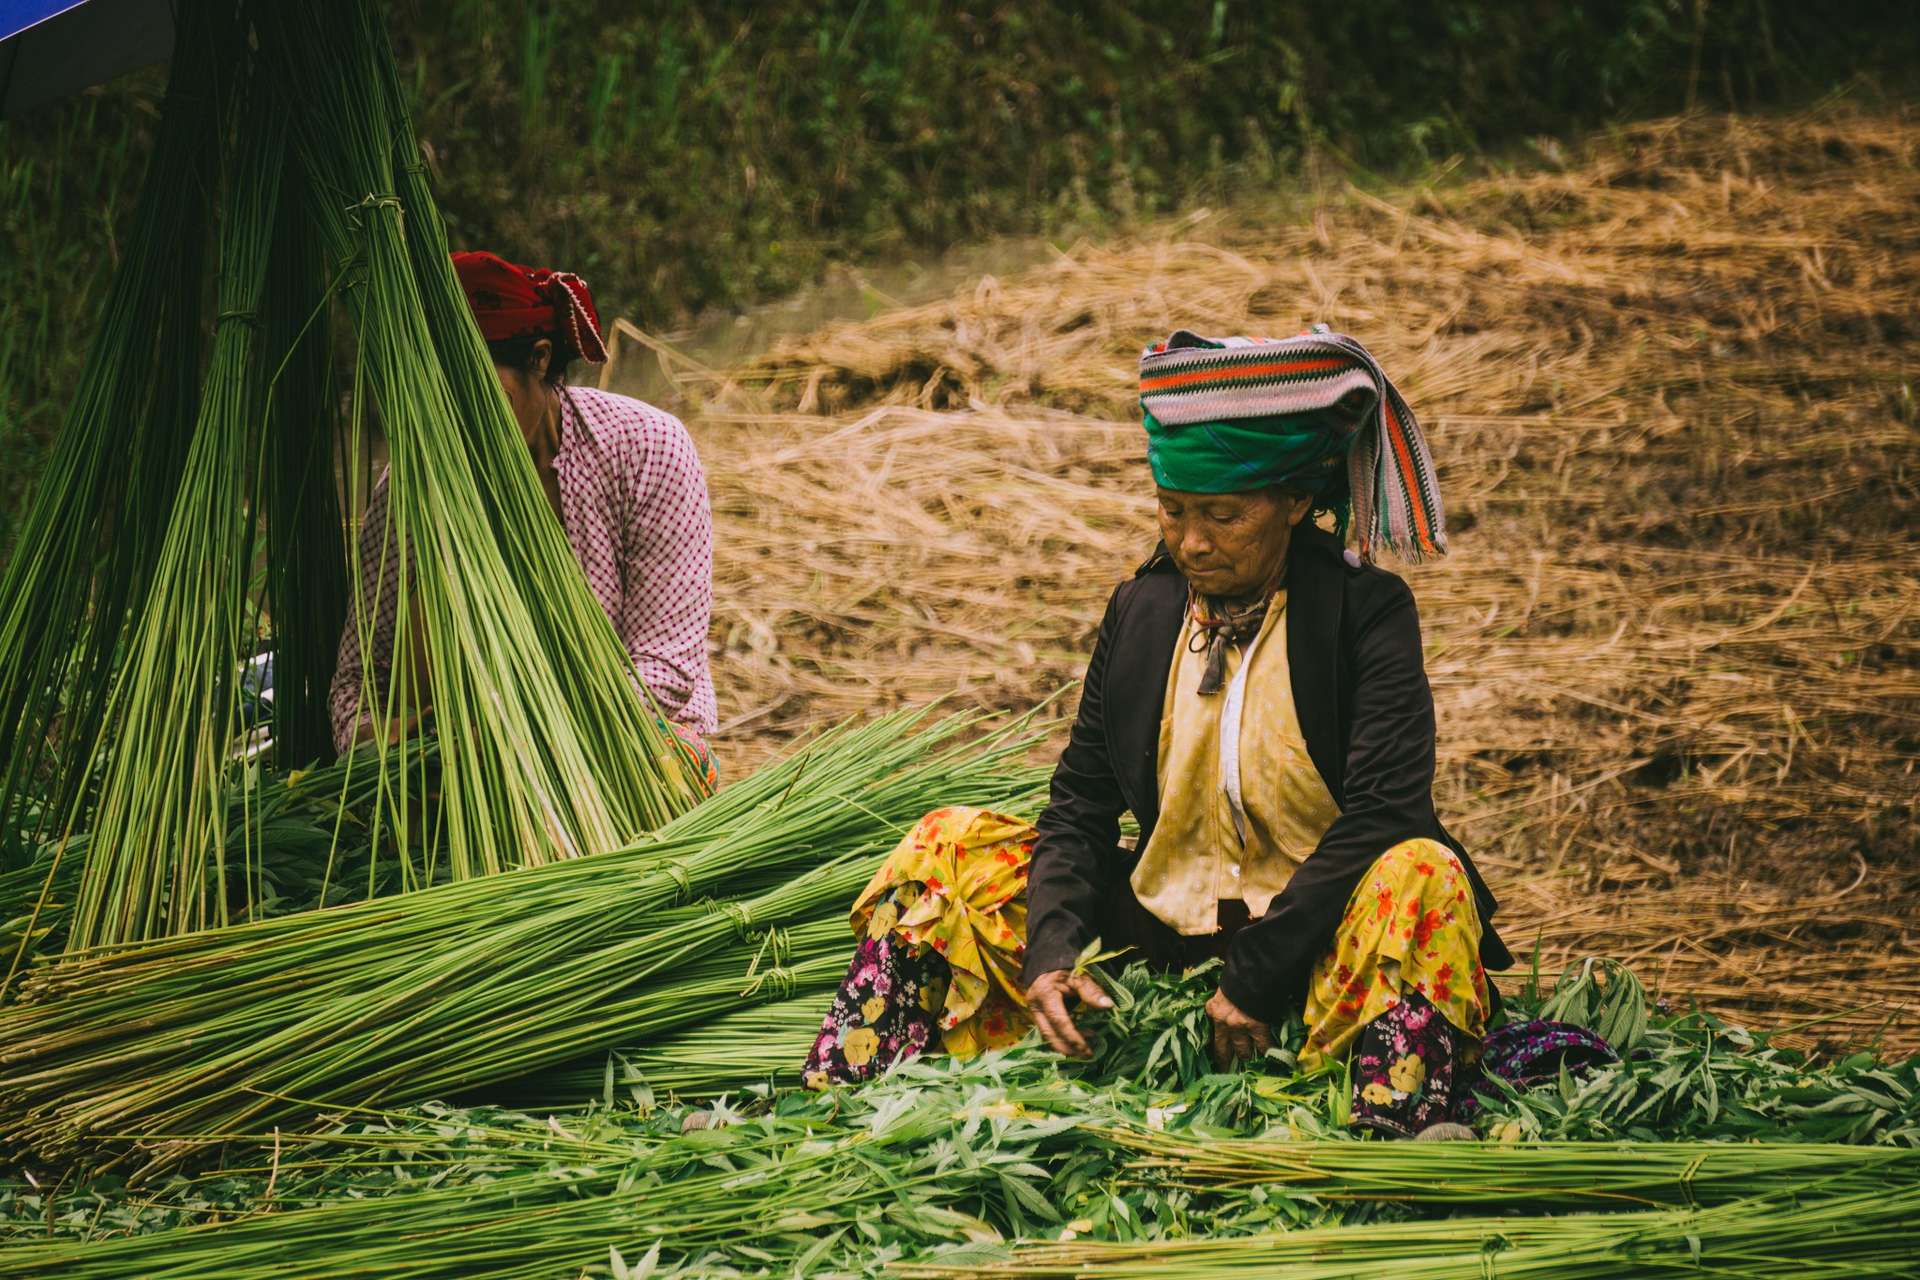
[
  {"xmin": 1218, "ymin": 575, "xmax": 1441, "ymax": 1023},
  {"xmin": 1021, "ymin": 587, "xmax": 1131, "ymax": 983}
]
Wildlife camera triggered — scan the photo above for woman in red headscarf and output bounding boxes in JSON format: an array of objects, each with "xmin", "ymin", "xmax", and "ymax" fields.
[{"xmin": 328, "ymin": 252, "xmax": 717, "ymax": 780}]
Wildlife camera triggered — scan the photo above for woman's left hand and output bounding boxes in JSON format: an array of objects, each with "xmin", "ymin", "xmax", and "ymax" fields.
[{"xmin": 1204, "ymin": 987, "xmax": 1272, "ymax": 1069}]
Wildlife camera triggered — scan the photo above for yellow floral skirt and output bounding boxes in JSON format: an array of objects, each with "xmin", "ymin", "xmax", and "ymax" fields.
[
  {"xmin": 1301, "ymin": 837, "xmax": 1491, "ymax": 1071},
  {"xmin": 846, "ymin": 806, "xmax": 1035, "ymax": 1058},
  {"xmin": 806, "ymin": 812, "xmax": 1490, "ymax": 1082}
]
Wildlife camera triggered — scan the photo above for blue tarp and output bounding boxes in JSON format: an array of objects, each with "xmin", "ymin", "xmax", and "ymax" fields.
[
  {"xmin": 0, "ymin": 0, "xmax": 171, "ymax": 118},
  {"xmin": 1, "ymin": 1, "xmax": 96, "ymax": 42}
]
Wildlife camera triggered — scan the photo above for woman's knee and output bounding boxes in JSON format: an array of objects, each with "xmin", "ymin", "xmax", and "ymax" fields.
[{"xmin": 1372, "ymin": 838, "xmax": 1460, "ymax": 882}]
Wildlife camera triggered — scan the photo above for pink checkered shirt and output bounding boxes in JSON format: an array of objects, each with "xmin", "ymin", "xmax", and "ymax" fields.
[{"xmin": 328, "ymin": 387, "xmax": 717, "ymax": 753}]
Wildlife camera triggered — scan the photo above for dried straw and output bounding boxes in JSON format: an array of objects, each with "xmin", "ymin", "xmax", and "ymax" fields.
[{"xmin": 613, "ymin": 107, "xmax": 1919, "ymax": 1050}]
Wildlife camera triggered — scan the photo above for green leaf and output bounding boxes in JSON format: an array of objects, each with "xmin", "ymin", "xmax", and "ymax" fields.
[
  {"xmin": 790, "ymin": 1226, "xmax": 847, "ymax": 1276},
  {"xmin": 998, "ymin": 1171, "xmax": 1062, "ymax": 1224}
]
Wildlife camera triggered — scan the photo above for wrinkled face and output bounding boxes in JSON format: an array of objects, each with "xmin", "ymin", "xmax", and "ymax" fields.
[{"xmin": 1155, "ymin": 485, "xmax": 1313, "ymax": 599}]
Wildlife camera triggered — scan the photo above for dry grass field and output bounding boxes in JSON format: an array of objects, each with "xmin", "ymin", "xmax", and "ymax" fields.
[{"xmin": 618, "ymin": 108, "xmax": 1918, "ymax": 1050}]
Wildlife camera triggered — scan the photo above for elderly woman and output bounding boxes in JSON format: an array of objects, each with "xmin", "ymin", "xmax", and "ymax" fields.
[
  {"xmin": 804, "ymin": 328, "xmax": 1514, "ymax": 1138},
  {"xmin": 329, "ymin": 251, "xmax": 717, "ymax": 780}
]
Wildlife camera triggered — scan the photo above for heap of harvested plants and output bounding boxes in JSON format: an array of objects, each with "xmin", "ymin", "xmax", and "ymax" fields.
[
  {"xmin": 0, "ymin": 2, "xmax": 1915, "ymax": 1276},
  {"xmin": 4, "ymin": 962, "xmax": 1916, "ymax": 1276},
  {"xmin": 0, "ymin": 0, "xmax": 706, "ymax": 965},
  {"xmin": 0, "ymin": 709, "xmax": 1043, "ymax": 1163}
]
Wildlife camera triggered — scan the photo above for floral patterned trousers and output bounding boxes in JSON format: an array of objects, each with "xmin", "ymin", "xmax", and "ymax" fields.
[
  {"xmin": 803, "ymin": 815, "xmax": 1495, "ymax": 1139},
  {"xmin": 1306, "ymin": 839, "xmax": 1492, "ymax": 1136}
]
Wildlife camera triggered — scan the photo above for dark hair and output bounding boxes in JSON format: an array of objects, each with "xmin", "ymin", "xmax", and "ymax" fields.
[
  {"xmin": 486, "ymin": 333, "xmax": 574, "ymax": 388},
  {"xmin": 1268, "ymin": 479, "xmax": 1351, "ymax": 539}
]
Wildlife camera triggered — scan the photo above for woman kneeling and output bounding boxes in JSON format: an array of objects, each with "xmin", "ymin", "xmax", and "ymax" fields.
[{"xmin": 804, "ymin": 329, "xmax": 1512, "ymax": 1139}]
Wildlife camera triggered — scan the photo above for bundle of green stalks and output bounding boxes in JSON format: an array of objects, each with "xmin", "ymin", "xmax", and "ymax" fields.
[
  {"xmin": 515, "ymin": 995, "xmax": 827, "ymax": 1106},
  {"xmin": 3, "ymin": 0, "xmax": 710, "ymax": 958},
  {"xmin": 0, "ymin": 3, "xmax": 230, "ymax": 856},
  {"xmin": 253, "ymin": 0, "xmax": 704, "ymax": 878},
  {"xmin": 895, "ymin": 1187, "xmax": 1920, "ymax": 1279},
  {"xmin": 0, "ymin": 711, "xmax": 1045, "ymax": 1163},
  {"xmin": 62, "ymin": 105, "xmax": 288, "ymax": 949},
  {"xmin": 1108, "ymin": 1131, "xmax": 1920, "ymax": 1209}
]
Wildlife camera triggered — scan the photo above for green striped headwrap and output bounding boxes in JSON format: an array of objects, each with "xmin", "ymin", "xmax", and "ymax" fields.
[
  {"xmin": 1139, "ymin": 327, "xmax": 1448, "ymax": 562},
  {"xmin": 1141, "ymin": 406, "xmax": 1354, "ymax": 504}
]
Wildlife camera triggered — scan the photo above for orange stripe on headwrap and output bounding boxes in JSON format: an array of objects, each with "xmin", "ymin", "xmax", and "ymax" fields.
[{"xmin": 1139, "ymin": 357, "xmax": 1348, "ymax": 393}]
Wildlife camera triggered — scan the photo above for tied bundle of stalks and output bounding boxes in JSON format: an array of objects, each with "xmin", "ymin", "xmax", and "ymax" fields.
[
  {"xmin": 252, "ymin": 0, "xmax": 704, "ymax": 884},
  {"xmin": 895, "ymin": 1186, "xmax": 1920, "ymax": 1279},
  {"xmin": 1106, "ymin": 1132, "xmax": 1920, "ymax": 1209},
  {"xmin": 510, "ymin": 994, "xmax": 828, "ymax": 1106},
  {"xmin": 0, "ymin": 1, "xmax": 230, "ymax": 858},
  {"xmin": 0, "ymin": 710, "xmax": 1046, "ymax": 1164},
  {"xmin": 63, "ymin": 102, "xmax": 289, "ymax": 949},
  {"xmin": 5, "ymin": 0, "xmax": 714, "ymax": 959}
]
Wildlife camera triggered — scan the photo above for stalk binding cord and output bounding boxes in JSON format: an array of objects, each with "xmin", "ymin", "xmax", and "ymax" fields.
[
  {"xmin": 345, "ymin": 193, "xmax": 405, "ymax": 232},
  {"xmin": 742, "ymin": 964, "xmax": 796, "ymax": 1001},
  {"xmin": 753, "ymin": 925, "xmax": 792, "ymax": 968},
  {"xmin": 703, "ymin": 898, "xmax": 755, "ymax": 940},
  {"xmin": 738, "ymin": 926, "xmax": 795, "ymax": 997},
  {"xmin": 662, "ymin": 861, "xmax": 694, "ymax": 903},
  {"xmin": 661, "ymin": 863, "xmax": 694, "ymax": 902}
]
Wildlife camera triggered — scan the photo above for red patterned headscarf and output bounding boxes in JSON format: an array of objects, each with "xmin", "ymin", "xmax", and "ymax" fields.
[{"xmin": 451, "ymin": 250, "xmax": 608, "ymax": 364}]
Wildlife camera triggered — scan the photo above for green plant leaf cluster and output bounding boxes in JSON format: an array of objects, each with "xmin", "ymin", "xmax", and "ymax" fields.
[{"xmin": 5, "ymin": 956, "xmax": 1918, "ymax": 1276}]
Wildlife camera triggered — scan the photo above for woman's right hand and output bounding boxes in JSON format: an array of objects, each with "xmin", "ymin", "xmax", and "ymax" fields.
[{"xmin": 1026, "ymin": 969, "xmax": 1113, "ymax": 1059}]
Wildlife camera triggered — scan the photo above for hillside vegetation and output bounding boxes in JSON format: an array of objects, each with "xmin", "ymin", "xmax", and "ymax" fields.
[{"xmin": 2, "ymin": 0, "xmax": 1913, "ymax": 537}]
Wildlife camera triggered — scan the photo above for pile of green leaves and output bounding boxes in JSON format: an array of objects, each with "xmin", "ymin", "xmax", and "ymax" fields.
[
  {"xmin": 5, "ymin": 957, "xmax": 1916, "ymax": 1277},
  {"xmin": 1469, "ymin": 955, "xmax": 1920, "ymax": 1145},
  {"xmin": 1473, "ymin": 1013, "xmax": 1920, "ymax": 1145}
]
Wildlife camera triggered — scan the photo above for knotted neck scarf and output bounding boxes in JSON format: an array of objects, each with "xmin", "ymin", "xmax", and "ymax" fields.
[{"xmin": 1188, "ymin": 576, "xmax": 1284, "ymax": 696}]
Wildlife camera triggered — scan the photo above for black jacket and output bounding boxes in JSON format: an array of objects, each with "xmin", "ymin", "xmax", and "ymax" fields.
[{"xmin": 1022, "ymin": 525, "xmax": 1513, "ymax": 1023}]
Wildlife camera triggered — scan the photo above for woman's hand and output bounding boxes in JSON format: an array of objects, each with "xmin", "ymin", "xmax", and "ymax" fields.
[
  {"xmin": 1026, "ymin": 969, "xmax": 1113, "ymax": 1059},
  {"xmin": 1205, "ymin": 987, "xmax": 1273, "ymax": 1069}
]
